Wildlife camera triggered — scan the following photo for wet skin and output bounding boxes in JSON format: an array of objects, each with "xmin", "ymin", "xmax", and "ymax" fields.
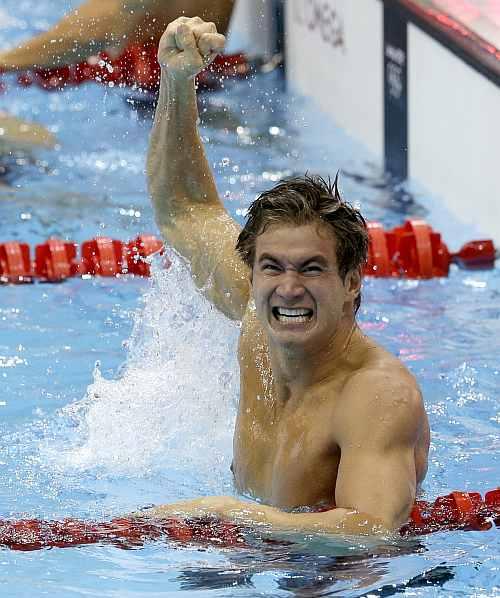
[
  {"xmin": 233, "ymin": 224, "xmax": 430, "ymax": 510},
  {"xmin": 0, "ymin": 0, "xmax": 234, "ymax": 71},
  {"xmin": 145, "ymin": 16, "xmax": 430, "ymax": 533}
]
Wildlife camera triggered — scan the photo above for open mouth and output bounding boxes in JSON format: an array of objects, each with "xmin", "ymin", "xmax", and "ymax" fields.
[{"xmin": 272, "ymin": 307, "xmax": 314, "ymax": 325}]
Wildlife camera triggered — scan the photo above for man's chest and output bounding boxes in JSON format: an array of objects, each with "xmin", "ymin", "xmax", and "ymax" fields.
[
  {"xmin": 232, "ymin": 376, "xmax": 341, "ymax": 509},
  {"xmin": 235, "ymin": 313, "xmax": 344, "ymax": 508}
]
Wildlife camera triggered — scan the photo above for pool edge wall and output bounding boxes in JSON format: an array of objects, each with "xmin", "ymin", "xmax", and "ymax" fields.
[{"xmin": 285, "ymin": 0, "xmax": 500, "ymax": 244}]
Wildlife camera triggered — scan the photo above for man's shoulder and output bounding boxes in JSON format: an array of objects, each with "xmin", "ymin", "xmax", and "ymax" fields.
[
  {"xmin": 335, "ymin": 345, "xmax": 424, "ymax": 443},
  {"xmin": 347, "ymin": 349, "xmax": 419, "ymax": 394}
]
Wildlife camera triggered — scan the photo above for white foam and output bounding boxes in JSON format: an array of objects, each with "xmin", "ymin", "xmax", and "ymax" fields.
[{"xmin": 49, "ymin": 250, "xmax": 239, "ymax": 483}]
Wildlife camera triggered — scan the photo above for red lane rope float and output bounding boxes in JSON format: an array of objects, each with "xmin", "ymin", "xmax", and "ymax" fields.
[
  {"xmin": 35, "ymin": 239, "xmax": 79, "ymax": 281},
  {"xmin": 383, "ymin": 219, "xmax": 450, "ymax": 278},
  {"xmin": 364, "ymin": 219, "xmax": 496, "ymax": 278},
  {"xmin": 2, "ymin": 44, "xmax": 251, "ymax": 94},
  {"xmin": 0, "ymin": 488, "xmax": 498, "ymax": 550},
  {"xmin": 0, "ymin": 241, "xmax": 33, "ymax": 284},
  {"xmin": 401, "ymin": 488, "xmax": 500, "ymax": 536},
  {"xmin": 0, "ymin": 515, "xmax": 246, "ymax": 551},
  {"xmin": 1, "ymin": 220, "xmax": 497, "ymax": 284},
  {"xmin": 366, "ymin": 222, "xmax": 391, "ymax": 277},
  {"xmin": 0, "ymin": 234, "xmax": 163, "ymax": 283}
]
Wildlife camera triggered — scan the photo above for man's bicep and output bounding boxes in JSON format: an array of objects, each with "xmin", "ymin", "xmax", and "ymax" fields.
[
  {"xmin": 335, "ymin": 446, "xmax": 416, "ymax": 530},
  {"xmin": 334, "ymin": 369, "xmax": 425, "ymax": 529},
  {"xmin": 160, "ymin": 207, "xmax": 250, "ymax": 320}
]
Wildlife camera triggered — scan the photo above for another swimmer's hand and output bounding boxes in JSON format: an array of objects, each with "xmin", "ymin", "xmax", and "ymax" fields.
[{"xmin": 157, "ymin": 16, "xmax": 225, "ymax": 80}]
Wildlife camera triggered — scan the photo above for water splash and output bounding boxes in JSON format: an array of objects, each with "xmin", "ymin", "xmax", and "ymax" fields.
[{"xmin": 47, "ymin": 251, "xmax": 240, "ymax": 483}]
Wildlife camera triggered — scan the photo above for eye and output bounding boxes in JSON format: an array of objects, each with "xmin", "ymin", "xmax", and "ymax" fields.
[
  {"xmin": 261, "ymin": 262, "xmax": 281, "ymax": 273},
  {"xmin": 302, "ymin": 265, "xmax": 323, "ymax": 275}
]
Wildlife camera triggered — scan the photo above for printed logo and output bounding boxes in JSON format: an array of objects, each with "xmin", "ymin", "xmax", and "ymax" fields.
[
  {"xmin": 385, "ymin": 44, "xmax": 405, "ymax": 66},
  {"xmin": 385, "ymin": 43, "xmax": 406, "ymax": 100},
  {"xmin": 291, "ymin": 0, "xmax": 345, "ymax": 49}
]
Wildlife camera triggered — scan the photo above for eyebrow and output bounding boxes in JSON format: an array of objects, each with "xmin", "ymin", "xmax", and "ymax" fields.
[
  {"xmin": 257, "ymin": 253, "xmax": 330, "ymax": 267},
  {"xmin": 301, "ymin": 256, "xmax": 330, "ymax": 267},
  {"xmin": 257, "ymin": 253, "xmax": 280, "ymax": 264}
]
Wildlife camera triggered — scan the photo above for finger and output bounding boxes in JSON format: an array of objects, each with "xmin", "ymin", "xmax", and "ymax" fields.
[
  {"xmin": 175, "ymin": 23, "xmax": 198, "ymax": 53},
  {"xmin": 191, "ymin": 21, "xmax": 218, "ymax": 38},
  {"xmin": 186, "ymin": 16, "xmax": 204, "ymax": 25},
  {"xmin": 197, "ymin": 32, "xmax": 225, "ymax": 57},
  {"xmin": 160, "ymin": 17, "xmax": 191, "ymax": 50},
  {"xmin": 160, "ymin": 22, "xmax": 179, "ymax": 50}
]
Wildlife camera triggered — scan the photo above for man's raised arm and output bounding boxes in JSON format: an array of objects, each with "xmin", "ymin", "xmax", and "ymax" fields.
[{"xmin": 147, "ymin": 16, "xmax": 249, "ymax": 320}]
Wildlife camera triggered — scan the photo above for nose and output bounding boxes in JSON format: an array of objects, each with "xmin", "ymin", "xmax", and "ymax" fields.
[{"xmin": 276, "ymin": 269, "xmax": 305, "ymax": 301}]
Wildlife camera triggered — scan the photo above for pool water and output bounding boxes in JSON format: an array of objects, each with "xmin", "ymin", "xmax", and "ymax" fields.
[{"xmin": 1, "ymin": 1, "xmax": 499, "ymax": 596}]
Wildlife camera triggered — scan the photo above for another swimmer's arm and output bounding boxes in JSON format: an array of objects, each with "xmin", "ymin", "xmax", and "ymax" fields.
[
  {"xmin": 0, "ymin": 0, "xmax": 149, "ymax": 71},
  {"xmin": 0, "ymin": 113, "xmax": 57, "ymax": 152},
  {"xmin": 148, "ymin": 17, "xmax": 249, "ymax": 320}
]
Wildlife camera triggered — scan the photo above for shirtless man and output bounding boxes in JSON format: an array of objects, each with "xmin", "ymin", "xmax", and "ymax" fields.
[
  {"xmin": 143, "ymin": 16, "xmax": 430, "ymax": 535},
  {"xmin": 0, "ymin": 0, "xmax": 234, "ymax": 71}
]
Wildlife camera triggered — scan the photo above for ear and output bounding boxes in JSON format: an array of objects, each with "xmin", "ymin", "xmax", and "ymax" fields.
[{"xmin": 345, "ymin": 267, "xmax": 362, "ymax": 300}]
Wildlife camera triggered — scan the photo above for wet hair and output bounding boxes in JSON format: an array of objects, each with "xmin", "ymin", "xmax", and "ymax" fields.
[{"xmin": 235, "ymin": 173, "xmax": 368, "ymax": 313}]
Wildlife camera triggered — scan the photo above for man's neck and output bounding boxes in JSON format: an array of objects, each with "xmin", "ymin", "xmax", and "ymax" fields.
[{"xmin": 268, "ymin": 317, "xmax": 364, "ymax": 403}]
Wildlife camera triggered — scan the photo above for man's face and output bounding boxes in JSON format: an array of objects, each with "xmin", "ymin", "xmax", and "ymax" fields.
[{"xmin": 251, "ymin": 222, "xmax": 359, "ymax": 351}]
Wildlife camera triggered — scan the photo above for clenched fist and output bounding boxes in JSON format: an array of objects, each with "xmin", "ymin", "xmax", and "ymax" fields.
[{"xmin": 157, "ymin": 16, "xmax": 226, "ymax": 80}]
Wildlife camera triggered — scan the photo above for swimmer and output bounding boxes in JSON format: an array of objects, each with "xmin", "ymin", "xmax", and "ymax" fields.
[
  {"xmin": 0, "ymin": 112, "xmax": 56, "ymax": 153},
  {"xmin": 0, "ymin": 2, "xmax": 232, "ymax": 168},
  {"xmin": 0, "ymin": 111, "xmax": 56, "ymax": 179},
  {"xmin": 144, "ymin": 16, "xmax": 430, "ymax": 535},
  {"xmin": 0, "ymin": 0, "xmax": 234, "ymax": 71}
]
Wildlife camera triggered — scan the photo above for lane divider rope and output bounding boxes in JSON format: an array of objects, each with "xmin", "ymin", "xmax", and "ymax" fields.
[
  {"xmin": 365, "ymin": 219, "xmax": 496, "ymax": 277},
  {"xmin": 0, "ymin": 220, "xmax": 496, "ymax": 284},
  {"xmin": 0, "ymin": 234, "xmax": 164, "ymax": 283},
  {"xmin": 0, "ymin": 47, "xmax": 253, "ymax": 94},
  {"xmin": 0, "ymin": 487, "xmax": 498, "ymax": 550}
]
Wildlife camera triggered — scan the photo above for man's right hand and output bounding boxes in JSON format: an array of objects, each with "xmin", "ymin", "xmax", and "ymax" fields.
[{"xmin": 157, "ymin": 16, "xmax": 226, "ymax": 80}]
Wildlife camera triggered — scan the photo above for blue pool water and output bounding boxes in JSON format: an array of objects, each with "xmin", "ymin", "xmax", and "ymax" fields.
[{"xmin": 1, "ymin": 1, "xmax": 499, "ymax": 596}]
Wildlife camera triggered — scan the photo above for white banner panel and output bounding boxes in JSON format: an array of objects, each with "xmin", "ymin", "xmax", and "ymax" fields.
[
  {"xmin": 285, "ymin": 0, "xmax": 384, "ymax": 160},
  {"xmin": 408, "ymin": 24, "xmax": 500, "ymax": 242}
]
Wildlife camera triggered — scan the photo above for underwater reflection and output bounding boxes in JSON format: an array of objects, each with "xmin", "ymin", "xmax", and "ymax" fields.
[
  {"xmin": 173, "ymin": 535, "xmax": 455, "ymax": 596},
  {"xmin": 371, "ymin": 565, "xmax": 455, "ymax": 598}
]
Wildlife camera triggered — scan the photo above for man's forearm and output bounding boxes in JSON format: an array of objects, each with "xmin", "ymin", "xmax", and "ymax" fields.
[
  {"xmin": 242, "ymin": 503, "xmax": 390, "ymax": 535},
  {"xmin": 0, "ymin": 113, "xmax": 56, "ymax": 152},
  {"xmin": 230, "ymin": 502, "xmax": 391, "ymax": 536},
  {"xmin": 147, "ymin": 70, "xmax": 221, "ymax": 231},
  {"xmin": 145, "ymin": 17, "xmax": 249, "ymax": 319},
  {"xmin": 141, "ymin": 497, "xmax": 392, "ymax": 536}
]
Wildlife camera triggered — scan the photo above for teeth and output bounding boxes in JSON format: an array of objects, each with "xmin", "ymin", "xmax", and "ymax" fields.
[
  {"xmin": 273, "ymin": 307, "xmax": 313, "ymax": 324},
  {"xmin": 277, "ymin": 314, "xmax": 310, "ymax": 324},
  {"xmin": 276, "ymin": 308, "xmax": 311, "ymax": 316}
]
